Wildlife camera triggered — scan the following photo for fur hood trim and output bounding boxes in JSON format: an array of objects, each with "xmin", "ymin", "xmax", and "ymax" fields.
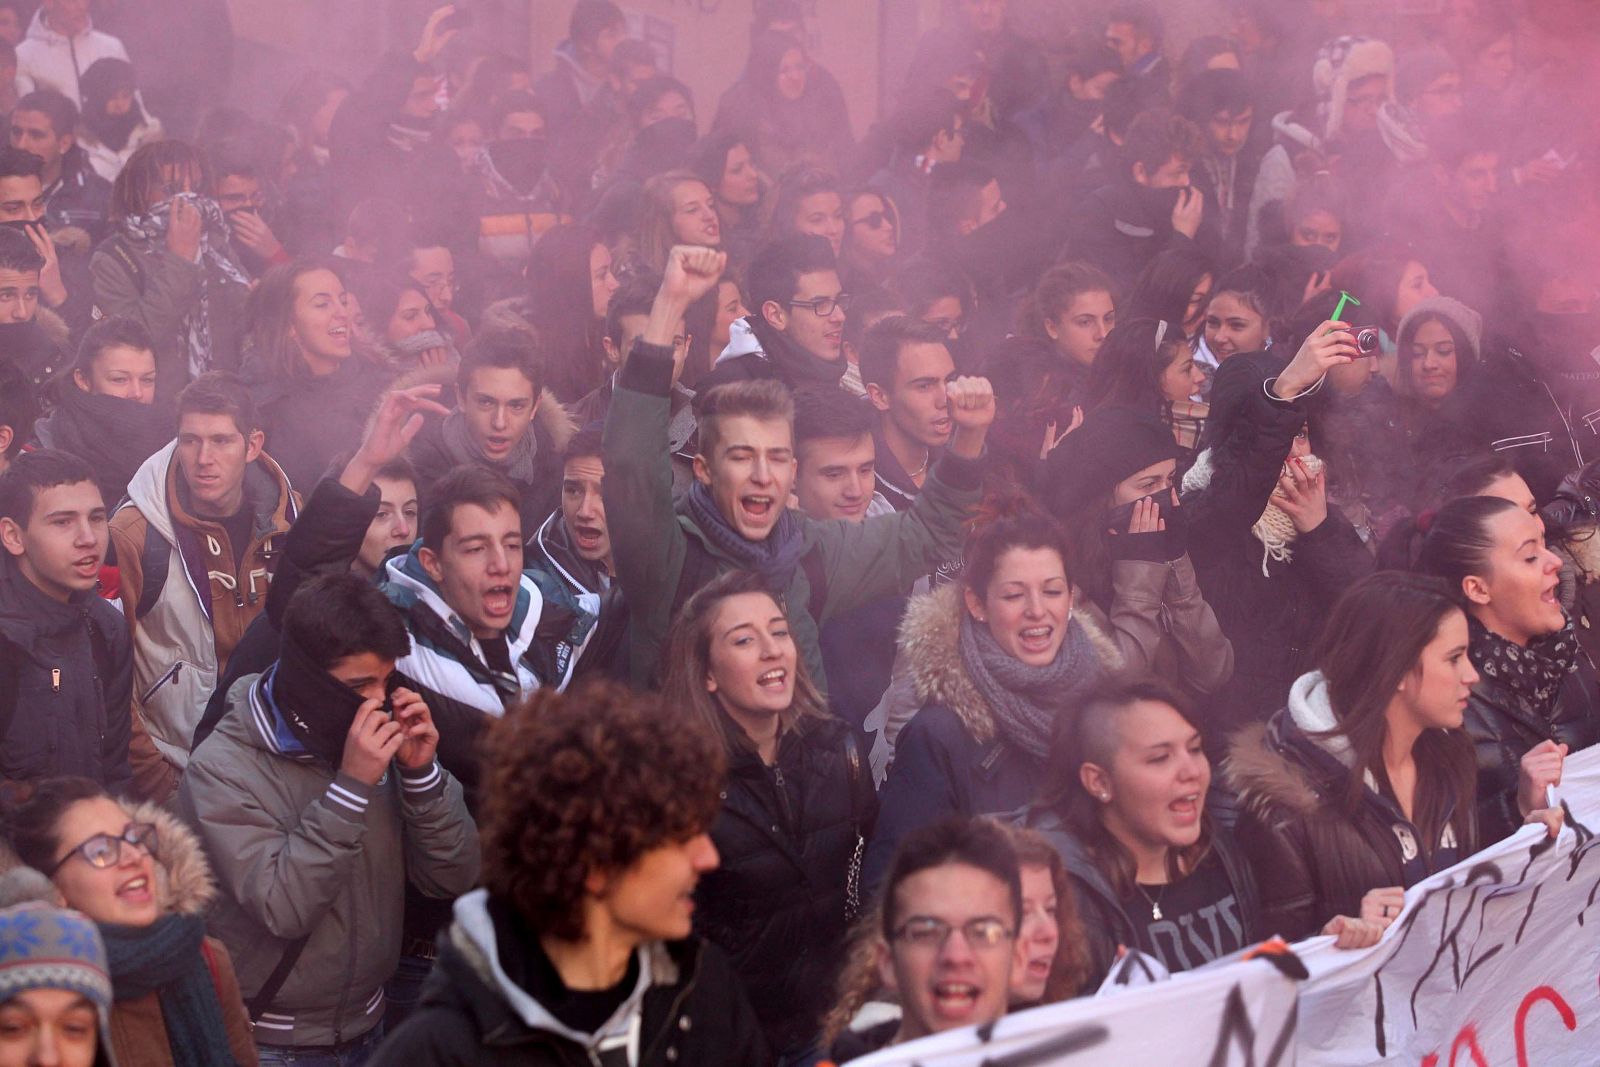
[
  {"xmin": 36, "ymin": 306, "xmax": 70, "ymax": 352},
  {"xmin": 1225, "ymin": 721, "xmax": 1323, "ymax": 820},
  {"xmin": 122, "ymin": 800, "xmax": 216, "ymax": 917},
  {"xmin": 1225, "ymin": 670, "xmax": 1373, "ymax": 820},
  {"xmin": 0, "ymin": 800, "xmax": 215, "ymax": 917},
  {"xmin": 898, "ymin": 582, "xmax": 1123, "ymax": 744}
]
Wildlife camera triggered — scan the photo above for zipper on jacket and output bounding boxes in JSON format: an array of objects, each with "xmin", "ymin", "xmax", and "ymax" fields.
[
  {"xmin": 51, "ymin": 668, "xmax": 60, "ymax": 692},
  {"xmin": 138, "ymin": 661, "xmax": 182, "ymax": 704},
  {"xmin": 770, "ymin": 764, "xmax": 796, "ymax": 835}
]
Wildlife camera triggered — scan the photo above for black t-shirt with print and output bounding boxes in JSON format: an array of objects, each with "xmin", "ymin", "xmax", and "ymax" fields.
[{"xmin": 1120, "ymin": 851, "xmax": 1247, "ymax": 974}]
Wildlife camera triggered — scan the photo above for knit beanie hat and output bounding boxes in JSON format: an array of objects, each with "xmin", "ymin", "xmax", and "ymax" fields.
[
  {"xmin": 1394, "ymin": 45, "xmax": 1458, "ymax": 106},
  {"xmin": 1398, "ymin": 296, "xmax": 1483, "ymax": 364},
  {"xmin": 1043, "ymin": 406, "xmax": 1178, "ymax": 517},
  {"xmin": 0, "ymin": 902, "xmax": 117, "ymax": 1065},
  {"xmin": 1312, "ymin": 36, "xmax": 1395, "ymax": 141}
]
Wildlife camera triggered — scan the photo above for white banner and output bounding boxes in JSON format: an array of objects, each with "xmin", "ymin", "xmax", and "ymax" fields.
[{"xmin": 843, "ymin": 745, "xmax": 1600, "ymax": 1066}]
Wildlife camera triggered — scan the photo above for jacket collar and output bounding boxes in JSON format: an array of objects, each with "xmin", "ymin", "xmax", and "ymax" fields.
[
  {"xmin": 120, "ymin": 438, "xmax": 297, "ymax": 549},
  {"xmin": 445, "ymin": 889, "xmax": 687, "ymax": 1047},
  {"xmin": 383, "ymin": 544, "xmax": 545, "ymax": 662},
  {"xmin": 532, "ymin": 510, "xmax": 609, "ymax": 598},
  {"xmin": 0, "ymin": 549, "xmax": 91, "ymax": 644}
]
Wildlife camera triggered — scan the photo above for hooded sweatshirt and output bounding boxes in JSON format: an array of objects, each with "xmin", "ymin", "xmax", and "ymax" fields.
[
  {"xmin": 14, "ymin": 6, "xmax": 131, "ymax": 105},
  {"xmin": 365, "ymin": 889, "xmax": 770, "ymax": 1067},
  {"xmin": 109, "ymin": 439, "xmax": 298, "ymax": 769}
]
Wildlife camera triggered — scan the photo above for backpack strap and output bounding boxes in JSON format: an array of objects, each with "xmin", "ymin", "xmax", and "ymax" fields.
[{"xmin": 135, "ymin": 523, "xmax": 171, "ymax": 621}]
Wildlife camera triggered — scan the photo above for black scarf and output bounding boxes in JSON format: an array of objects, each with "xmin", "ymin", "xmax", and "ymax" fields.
[
  {"xmin": 685, "ymin": 480, "xmax": 808, "ymax": 592},
  {"xmin": 99, "ymin": 915, "xmax": 238, "ymax": 1067},
  {"xmin": 1468, "ymin": 614, "xmax": 1579, "ymax": 720},
  {"xmin": 269, "ymin": 632, "xmax": 373, "ymax": 766},
  {"xmin": 35, "ymin": 388, "xmax": 173, "ymax": 507},
  {"xmin": 745, "ymin": 315, "xmax": 848, "ymax": 389}
]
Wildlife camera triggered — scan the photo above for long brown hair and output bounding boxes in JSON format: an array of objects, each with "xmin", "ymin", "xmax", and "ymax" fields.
[
  {"xmin": 637, "ymin": 170, "xmax": 718, "ymax": 273},
  {"xmin": 1040, "ymin": 676, "xmax": 1213, "ymax": 899},
  {"xmin": 658, "ymin": 569, "xmax": 829, "ymax": 752},
  {"xmin": 242, "ymin": 260, "xmax": 348, "ymax": 381},
  {"xmin": 1312, "ymin": 571, "xmax": 1478, "ymax": 856}
]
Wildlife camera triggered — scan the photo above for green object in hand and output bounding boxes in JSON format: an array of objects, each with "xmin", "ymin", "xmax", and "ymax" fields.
[{"xmin": 1331, "ymin": 290, "xmax": 1362, "ymax": 323}]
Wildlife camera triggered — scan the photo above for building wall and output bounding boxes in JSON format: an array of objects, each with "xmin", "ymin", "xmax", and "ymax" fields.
[{"xmin": 525, "ymin": 0, "xmax": 885, "ymax": 139}]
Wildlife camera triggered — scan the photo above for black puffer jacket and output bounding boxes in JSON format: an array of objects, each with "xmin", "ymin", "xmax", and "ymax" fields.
[
  {"xmin": 1227, "ymin": 672, "xmax": 1473, "ymax": 942},
  {"xmin": 695, "ymin": 713, "xmax": 874, "ymax": 1057},
  {"xmin": 0, "ymin": 551, "xmax": 133, "ymax": 796},
  {"xmin": 1183, "ymin": 352, "xmax": 1374, "ymax": 732},
  {"xmin": 369, "ymin": 891, "xmax": 771, "ymax": 1067},
  {"xmin": 1014, "ymin": 806, "xmax": 1260, "ymax": 987},
  {"xmin": 1463, "ymin": 617, "xmax": 1600, "ymax": 845}
]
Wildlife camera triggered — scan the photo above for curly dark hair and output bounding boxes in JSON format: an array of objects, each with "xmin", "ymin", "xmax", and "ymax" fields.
[{"xmin": 480, "ymin": 680, "xmax": 727, "ymax": 941}]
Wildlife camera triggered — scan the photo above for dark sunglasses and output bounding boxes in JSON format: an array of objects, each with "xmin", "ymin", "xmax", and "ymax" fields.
[
  {"xmin": 50, "ymin": 823, "xmax": 158, "ymax": 875},
  {"xmin": 853, "ymin": 209, "xmax": 896, "ymax": 230}
]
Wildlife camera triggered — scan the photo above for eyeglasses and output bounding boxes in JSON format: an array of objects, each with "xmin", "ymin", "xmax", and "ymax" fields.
[
  {"xmin": 892, "ymin": 915, "xmax": 1015, "ymax": 952},
  {"xmin": 927, "ymin": 316, "xmax": 966, "ymax": 336},
  {"xmin": 49, "ymin": 823, "xmax": 158, "ymax": 875},
  {"xmin": 789, "ymin": 292, "xmax": 852, "ymax": 317},
  {"xmin": 853, "ymin": 210, "xmax": 896, "ymax": 230}
]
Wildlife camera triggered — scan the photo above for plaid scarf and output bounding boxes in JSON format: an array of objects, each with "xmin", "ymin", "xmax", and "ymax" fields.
[{"xmin": 121, "ymin": 195, "xmax": 251, "ymax": 378}]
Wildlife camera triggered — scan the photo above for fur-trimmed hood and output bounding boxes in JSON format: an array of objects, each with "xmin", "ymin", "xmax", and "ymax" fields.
[
  {"xmin": 898, "ymin": 582, "xmax": 1123, "ymax": 745},
  {"xmin": 1225, "ymin": 671, "xmax": 1368, "ymax": 820},
  {"xmin": 0, "ymin": 799, "xmax": 216, "ymax": 917},
  {"xmin": 124, "ymin": 800, "xmax": 216, "ymax": 917}
]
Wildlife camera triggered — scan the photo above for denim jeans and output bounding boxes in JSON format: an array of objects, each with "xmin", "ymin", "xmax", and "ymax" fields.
[
  {"xmin": 256, "ymin": 1023, "xmax": 385, "ymax": 1067},
  {"xmin": 383, "ymin": 953, "xmax": 436, "ymax": 1029}
]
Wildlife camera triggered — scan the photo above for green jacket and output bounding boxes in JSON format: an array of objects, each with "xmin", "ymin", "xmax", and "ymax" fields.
[{"xmin": 603, "ymin": 340, "xmax": 984, "ymax": 688}]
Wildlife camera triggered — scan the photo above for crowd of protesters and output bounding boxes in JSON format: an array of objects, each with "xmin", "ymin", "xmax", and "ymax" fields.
[{"xmin": 0, "ymin": 0, "xmax": 1597, "ymax": 1062}]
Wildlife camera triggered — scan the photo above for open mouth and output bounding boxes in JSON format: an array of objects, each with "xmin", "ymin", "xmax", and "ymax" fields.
[
  {"xmin": 116, "ymin": 875, "xmax": 151, "ymax": 902},
  {"xmin": 1016, "ymin": 625, "xmax": 1053, "ymax": 655},
  {"xmin": 1169, "ymin": 793, "xmax": 1201, "ymax": 823},
  {"xmin": 481, "ymin": 584, "xmax": 515, "ymax": 619},
  {"xmin": 757, "ymin": 667, "xmax": 788, "ymax": 691},
  {"xmin": 484, "ymin": 437, "xmax": 512, "ymax": 456},
  {"xmin": 1541, "ymin": 580, "xmax": 1560, "ymax": 605},
  {"xmin": 740, "ymin": 495, "xmax": 776, "ymax": 524},
  {"xmin": 73, "ymin": 555, "xmax": 101, "ymax": 575},
  {"xmin": 573, "ymin": 525, "xmax": 604, "ymax": 550},
  {"xmin": 931, "ymin": 417, "xmax": 953, "ymax": 435},
  {"xmin": 931, "ymin": 982, "xmax": 981, "ymax": 1021},
  {"xmin": 1025, "ymin": 957, "xmax": 1052, "ymax": 980}
]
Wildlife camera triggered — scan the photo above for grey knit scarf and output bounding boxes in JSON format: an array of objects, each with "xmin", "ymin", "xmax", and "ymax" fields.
[
  {"xmin": 440, "ymin": 409, "xmax": 542, "ymax": 485},
  {"xmin": 959, "ymin": 613, "xmax": 1104, "ymax": 759}
]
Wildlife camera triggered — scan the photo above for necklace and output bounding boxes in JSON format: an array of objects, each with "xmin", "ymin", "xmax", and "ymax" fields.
[
  {"xmin": 908, "ymin": 450, "xmax": 930, "ymax": 480},
  {"xmin": 1135, "ymin": 882, "xmax": 1169, "ymax": 921}
]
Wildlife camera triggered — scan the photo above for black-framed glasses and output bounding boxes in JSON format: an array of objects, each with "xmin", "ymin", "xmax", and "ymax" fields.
[
  {"xmin": 853, "ymin": 209, "xmax": 896, "ymax": 230},
  {"xmin": 789, "ymin": 293, "xmax": 852, "ymax": 317},
  {"xmin": 49, "ymin": 823, "xmax": 158, "ymax": 875},
  {"xmin": 927, "ymin": 316, "xmax": 966, "ymax": 336},
  {"xmin": 892, "ymin": 915, "xmax": 1015, "ymax": 951}
]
